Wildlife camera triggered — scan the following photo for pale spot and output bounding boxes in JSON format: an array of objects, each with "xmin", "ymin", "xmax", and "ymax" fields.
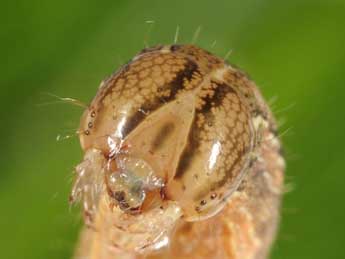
[{"xmin": 211, "ymin": 66, "xmax": 228, "ymax": 81}]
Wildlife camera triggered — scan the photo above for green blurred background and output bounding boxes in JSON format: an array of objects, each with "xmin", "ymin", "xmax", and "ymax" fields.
[{"xmin": 1, "ymin": 0, "xmax": 345, "ymax": 258}]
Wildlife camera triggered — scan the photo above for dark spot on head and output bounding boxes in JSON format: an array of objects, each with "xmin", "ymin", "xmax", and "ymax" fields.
[
  {"xmin": 200, "ymin": 200, "xmax": 207, "ymax": 206},
  {"xmin": 195, "ymin": 206, "xmax": 201, "ymax": 213},
  {"xmin": 84, "ymin": 130, "xmax": 90, "ymax": 135},
  {"xmin": 170, "ymin": 44, "xmax": 181, "ymax": 52},
  {"xmin": 210, "ymin": 193, "xmax": 217, "ymax": 199},
  {"xmin": 91, "ymin": 111, "xmax": 96, "ymax": 117},
  {"xmin": 88, "ymin": 122, "xmax": 93, "ymax": 128},
  {"xmin": 113, "ymin": 191, "xmax": 126, "ymax": 202}
]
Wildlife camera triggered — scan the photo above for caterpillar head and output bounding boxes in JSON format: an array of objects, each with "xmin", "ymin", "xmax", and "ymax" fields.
[{"xmin": 70, "ymin": 44, "xmax": 256, "ymax": 251}]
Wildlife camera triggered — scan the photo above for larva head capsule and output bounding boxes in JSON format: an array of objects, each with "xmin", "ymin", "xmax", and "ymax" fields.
[{"xmin": 71, "ymin": 44, "xmax": 257, "ymax": 234}]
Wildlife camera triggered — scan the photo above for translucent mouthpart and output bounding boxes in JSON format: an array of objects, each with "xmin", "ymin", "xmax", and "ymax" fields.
[
  {"xmin": 96, "ymin": 197, "xmax": 182, "ymax": 253},
  {"xmin": 70, "ymin": 149, "xmax": 106, "ymax": 223},
  {"xmin": 71, "ymin": 148, "xmax": 182, "ymax": 253},
  {"xmin": 106, "ymin": 155, "xmax": 165, "ymax": 212}
]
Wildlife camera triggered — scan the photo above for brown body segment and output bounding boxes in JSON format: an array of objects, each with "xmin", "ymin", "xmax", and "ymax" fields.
[{"xmin": 73, "ymin": 44, "xmax": 285, "ymax": 258}]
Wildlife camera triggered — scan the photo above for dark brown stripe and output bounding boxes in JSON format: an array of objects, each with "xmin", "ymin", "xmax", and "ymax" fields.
[
  {"xmin": 218, "ymin": 146, "xmax": 246, "ymax": 187},
  {"xmin": 174, "ymin": 82, "xmax": 237, "ymax": 180},
  {"xmin": 159, "ymin": 60, "xmax": 199, "ymax": 103},
  {"xmin": 95, "ymin": 63, "xmax": 131, "ymax": 111},
  {"xmin": 121, "ymin": 60, "xmax": 200, "ymax": 138},
  {"xmin": 120, "ymin": 114, "xmax": 143, "ymax": 137},
  {"xmin": 174, "ymin": 120, "xmax": 198, "ymax": 179},
  {"xmin": 151, "ymin": 122, "xmax": 175, "ymax": 151},
  {"xmin": 192, "ymin": 144, "xmax": 247, "ymax": 202},
  {"xmin": 199, "ymin": 81, "xmax": 236, "ymax": 114}
]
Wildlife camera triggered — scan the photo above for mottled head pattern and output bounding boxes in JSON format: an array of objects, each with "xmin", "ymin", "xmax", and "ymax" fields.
[
  {"xmin": 72, "ymin": 45, "xmax": 258, "ymax": 223},
  {"xmin": 72, "ymin": 44, "xmax": 267, "ymax": 221},
  {"xmin": 71, "ymin": 44, "xmax": 285, "ymax": 258}
]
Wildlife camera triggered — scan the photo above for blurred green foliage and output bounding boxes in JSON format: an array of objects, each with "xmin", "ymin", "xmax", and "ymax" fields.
[{"xmin": 1, "ymin": 0, "xmax": 345, "ymax": 258}]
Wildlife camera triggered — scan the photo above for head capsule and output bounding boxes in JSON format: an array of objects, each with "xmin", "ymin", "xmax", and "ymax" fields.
[{"xmin": 74, "ymin": 44, "xmax": 256, "ymax": 222}]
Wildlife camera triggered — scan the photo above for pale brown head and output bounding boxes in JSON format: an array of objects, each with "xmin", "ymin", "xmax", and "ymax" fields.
[{"xmin": 71, "ymin": 44, "xmax": 262, "ymax": 252}]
